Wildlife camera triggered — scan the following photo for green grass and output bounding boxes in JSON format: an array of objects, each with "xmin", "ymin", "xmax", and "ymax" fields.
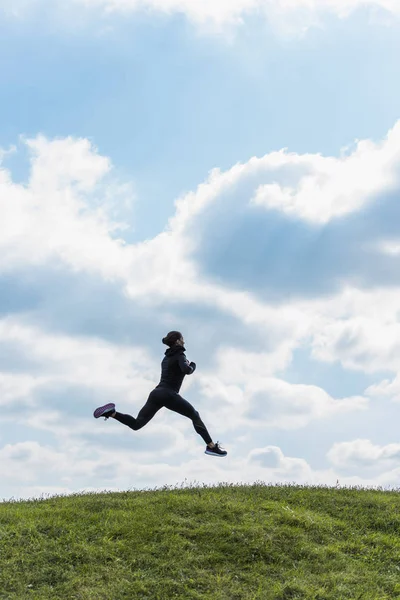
[{"xmin": 1, "ymin": 483, "xmax": 400, "ymax": 599}]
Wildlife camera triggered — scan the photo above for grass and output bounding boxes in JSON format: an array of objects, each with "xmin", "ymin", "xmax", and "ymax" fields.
[{"xmin": 1, "ymin": 483, "xmax": 400, "ymax": 599}]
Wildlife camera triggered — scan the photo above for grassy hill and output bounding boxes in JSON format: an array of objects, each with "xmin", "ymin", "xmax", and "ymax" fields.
[{"xmin": 1, "ymin": 483, "xmax": 400, "ymax": 599}]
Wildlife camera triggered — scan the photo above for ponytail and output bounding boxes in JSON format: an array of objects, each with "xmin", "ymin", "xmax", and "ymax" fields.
[{"xmin": 162, "ymin": 331, "xmax": 183, "ymax": 347}]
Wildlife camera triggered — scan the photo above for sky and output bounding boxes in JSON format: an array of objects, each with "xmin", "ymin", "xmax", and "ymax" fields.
[{"xmin": 1, "ymin": 0, "xmax": 400, "ymax": 500}]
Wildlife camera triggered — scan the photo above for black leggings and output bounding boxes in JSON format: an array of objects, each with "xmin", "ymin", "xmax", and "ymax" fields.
[{"xmin": 113, "ymin": 386, "xmax": 213, "ymax": 445}]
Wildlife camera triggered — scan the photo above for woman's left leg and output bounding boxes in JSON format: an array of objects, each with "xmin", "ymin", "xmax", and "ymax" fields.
[{"xmin": 163, "ymin": 392, "xmax": 213, "ymax": 445}]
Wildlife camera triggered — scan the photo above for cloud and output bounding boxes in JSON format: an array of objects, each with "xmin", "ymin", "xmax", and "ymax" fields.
[
  {"xmin": 245, "ymin": 378, "xmax": 367, "ymax": 429},
  {"xmin": 170, "ymin": 121, "xmax": 400, "ymax": 303},
  {"xmin": 3, "ymin": 124, "xmax": 400, "ymax": 328},
  {"xmin": 366, "ymin": 374, "xmax": 400, "ymax": 402},
  {"xmin": 310, "ymin": 287, "xmax": 400, "ymax": 374},
  {"xmin": 72, "ymin": 0, "xmax": 400, "ymax": 33},
  {"xmin": 248, "ymin": 444, "xmax": 400, "ymax": 489},
  {"xmin": 1, "ymin": 128, "xmax": 399, "ymax": 405},
  {"xmin": 1, "ymin": 435, "xmax": 399, "ymax": 502},
  {"xmin": 248, "ymin": 445, "xmax": 312, "ymax": 480},
  {"xmin": 0, "ymin": 135, "xmax": 133, "ymax": 278},
  {"xmin": 196, "ymin": 347, "xmax": 368, "ymax": 432},
  {"xmin": 2, "ymin": 122, "xmax": 400, "ymax": 497},
  {"xmin": 171, "ymin": 122, "xmax": 400, "ymax": 229},
  {"xmin": 0, "ymin": 439, "xmax": 353, "ymax": 502},
  {"xmin": 1, "ymin": 0, "xmax": 399, "ymax": 37},
  {"xmin": 4, "ymin": 130, "xmax": 399, "ymax": 298},
  {"xmin": 0, "ymin": 441, "xmax": 68, "ymax": 482},
  {"xmin": 0, "ymin": 373, "xmax": 48, "ymax": 407},
  {"xmin": 27, "ymin": 135, "xmax": 111, "ymax": 192},
  {"xmin": 327, "ymin": 439, "xmax": 400, "ymax": 470},
  {"xmin": 251, "ymin": 123, "xmax": 400, "ymax": 224},
  {"xmin": 211, "ymin": 346, "xmax": 296, "ymax": 382},
  {"xmin": 0, "ymin": 316, "xmax": 171, "ymax": 451},
  {"xmin": 0, "ymin": 131, "xmax": 320, "ymax": 381}
]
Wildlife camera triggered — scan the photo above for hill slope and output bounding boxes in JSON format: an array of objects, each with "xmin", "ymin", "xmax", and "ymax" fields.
[{"xmin": 1, "ymin": 483, "xmax": 400, "ymax": 599}]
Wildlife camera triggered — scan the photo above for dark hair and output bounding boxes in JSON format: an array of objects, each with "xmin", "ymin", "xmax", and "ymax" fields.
[{"xmin": 162, "ymin": 331, "xmax": 183, "ymax": 347}]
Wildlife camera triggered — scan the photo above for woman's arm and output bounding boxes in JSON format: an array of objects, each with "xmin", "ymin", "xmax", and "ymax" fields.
[{"xmin": 178, "ymin": 353, "xmax": 196, "ymax": 374}]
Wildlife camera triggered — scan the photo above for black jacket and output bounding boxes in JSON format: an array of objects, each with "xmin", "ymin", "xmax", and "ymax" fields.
[{"xmin": 157, "ymin": 345, "xmax": 196, "ymax": 393}]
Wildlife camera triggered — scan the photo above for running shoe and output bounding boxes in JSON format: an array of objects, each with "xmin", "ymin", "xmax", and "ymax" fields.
[
  {"xmin": 205, "ymin": 442, "xmax": 227, "ymax": 457},
  {"xmin": 93, "ymin": 403, "xmax": 116, "ymax": 420}
]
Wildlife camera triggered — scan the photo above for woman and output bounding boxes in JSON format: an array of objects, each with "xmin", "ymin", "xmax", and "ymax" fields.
[{"xmin": 93, "ymin": 331, "xmax": 227, "ymax": 457}]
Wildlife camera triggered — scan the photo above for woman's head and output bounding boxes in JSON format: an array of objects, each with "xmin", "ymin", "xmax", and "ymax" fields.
[{"xmin": 162, "ymin": 331, "xmax": 184, "ymax": 347}]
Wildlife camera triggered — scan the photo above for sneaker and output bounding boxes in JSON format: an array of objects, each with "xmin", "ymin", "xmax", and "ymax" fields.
[
  {"xmin": 205, "ymin": 442, "xmax": 227, "ymax": 457},
  {"xmin": 93, "ymin": 403, "xmax": 116, "ymax": 420}
]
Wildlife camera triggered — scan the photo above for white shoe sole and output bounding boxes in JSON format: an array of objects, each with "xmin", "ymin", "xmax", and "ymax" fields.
[{"xmin": 204, "ymin": 449, "xmax": 227, "ymax": 457}]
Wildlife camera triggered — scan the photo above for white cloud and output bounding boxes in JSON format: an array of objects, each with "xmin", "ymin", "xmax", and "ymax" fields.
[
  {"xmin": 197, "ymin": 354, "xmax": 368, "ymax": 431},
  {"xmin": 252, "ymin": 122, "xmax": 400, "ymax": 224},
  {"xmin": 3, "ymin": 122, "xmax": 400, "ymax": 497},
  {"xmin": 327, "ymin": 439, "xmax": 400, "ymax": 470},
  {"xmin": 212, "ymin": 345, "xmax": 297, "ymax": 383},
  {"xmin": 1, "ymin": 128, "xmax": 399, "ymax": 416},
  {"xmin": 71, "ymin": 0, "xmax": 400, "ymax": 34},
  {"xmin": 27, "ymin": 135, "xmax": 111, "ymax": 193},
  {"xmin": 379, "ymin": 241, "xmax": 400, "ymax": 255},
  {"xmin": 0, "ymin": 136, "xmax": 133, "ymax": 278},
  {"xmin": 0, "ymin": 373, "xmax": 49, "ymax": 407},
  {"xmin": 1, "ymin": 0, "xmax": 399, "ymax": 36},
  {"xmin": 245, "ymin": 444, "xmax": 400, "ymax": 489},
  {"xmin": 3, "ymin": 122, "xmax": 400, "ymax": 321},
  {"xmin": 245, "ymin": 378, "xmax": 367, "ymax": 429},
  {"xmin": 0, "ymin": 133, "xmax": 321, "ymax": 358},
  {"xmin": 0, "ymin": 317, "xmax": 155, "ymax": 389},
  {"xmin": 0, "ymin": 439, "xmax": 352, "ymax": 501},
  {"xmin": 0, "ymin": 441, "xmax": 68, "ymax": 482},
  {"xmin": 0, "ymin": 123, "xmax": 400, "ymax": 342},
  {"xmin": 248, "ymin": 445, "xmax": 313, "ymax": 480},
  {"xmin": 2, "ymin": 434, "xmax": 400, "ymax": 502},
  {"xmin": 309, "ymin": 287, "xmax": 400, "ymax": 374},
  {"xmin": 366, "ymin": 373, "xmax": 400, "ymax": 402}
]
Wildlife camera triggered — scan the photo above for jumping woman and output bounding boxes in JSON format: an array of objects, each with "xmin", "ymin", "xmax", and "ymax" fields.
[{"xmin": 93, "ymin": 331, "xmax": 227, "ymax": 457}]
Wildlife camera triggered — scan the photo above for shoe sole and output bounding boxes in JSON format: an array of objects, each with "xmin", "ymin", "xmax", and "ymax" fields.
[
  {"xmin": 93, "ymin": 403, "xmax": 116, "ymax": 419},
  {"xmin": 204, "ymin": 449, "xmax": 227, "ymax": 457}
]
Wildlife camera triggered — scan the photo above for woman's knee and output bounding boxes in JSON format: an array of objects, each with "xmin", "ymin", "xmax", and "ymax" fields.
[
  {"xmin": 133, "ymin": 418, "xmax": 147, "ymax": 430},
  {"xmin": 192, "ymin": 410, "xmax": 202, "ymax": 424}
]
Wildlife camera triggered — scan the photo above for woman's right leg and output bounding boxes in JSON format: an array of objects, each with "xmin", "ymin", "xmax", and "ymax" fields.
[
  {"xmin": 113, "ymin": 391, "xmax": 163, "ymax": 431},
  {"xmin": 163, "ymin": 391, "xmax": 227, "ymax": 456},
  {"xmin": 163, "ymin": 392, "xmax": 213, "ymax": 445}
]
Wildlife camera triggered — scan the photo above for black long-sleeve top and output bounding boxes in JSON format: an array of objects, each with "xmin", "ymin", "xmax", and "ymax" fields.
[{"xmin": 156, "ymin": 345, "xmax": 195, "ymax": 393}]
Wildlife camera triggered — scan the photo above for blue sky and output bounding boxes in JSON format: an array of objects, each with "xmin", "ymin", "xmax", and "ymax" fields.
[
  {"xmin": 2, "ymin": 4, "xmax": 400, "ymax": 240},
  {"xmin": 1, "ymin": 1, "xmax": 400, "ymax": 499}
]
